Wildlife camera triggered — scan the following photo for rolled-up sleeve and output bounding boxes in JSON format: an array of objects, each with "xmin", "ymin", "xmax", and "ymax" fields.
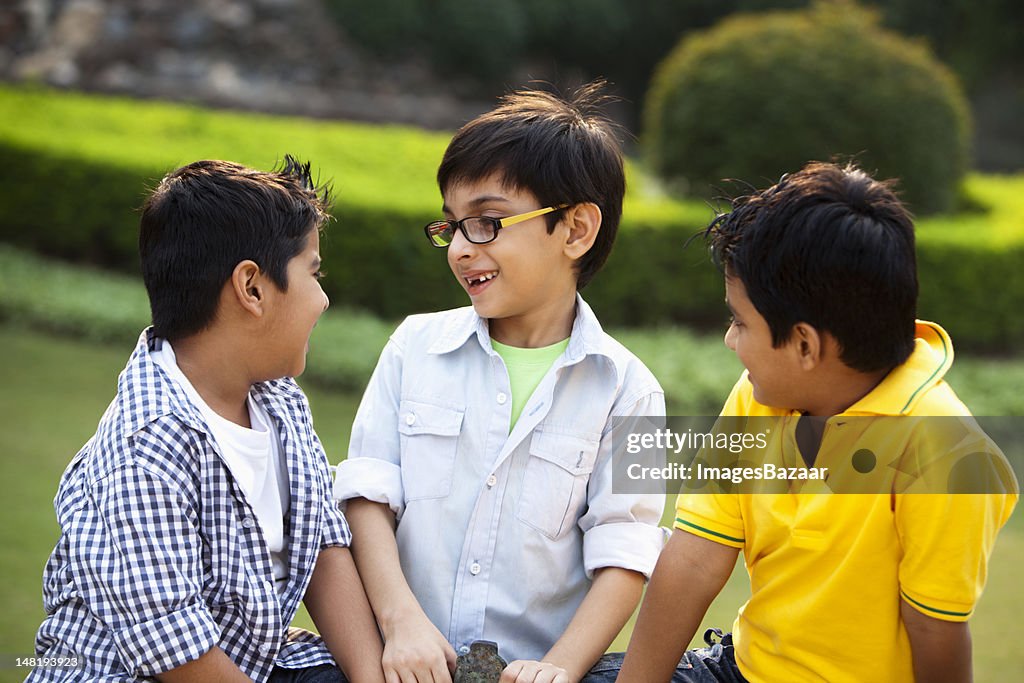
[
  {"xmin": 334, "ymin": 333, "xmax": 406, "ymax": 516},
  {"xmin": 579, "ymin": 389, "xmax": 667, "ymax": 579},
  {"xmin": 312, "ymin": 431, "xmax": 352, "ymax": 549},
  {"xmin": 78, "ymin": 464, "xmax": 219, "ymax": 677}
]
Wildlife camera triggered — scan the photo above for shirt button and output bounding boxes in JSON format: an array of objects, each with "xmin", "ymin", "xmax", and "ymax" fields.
[
  {"xmin": 486, "ymin": 474, "xmax": 497, "ymax": 488},
  {"xmin": 265, "ymin": 579, "xmax": 275, "ymax": 592},
  {"xmin": 259, "ymin": 643, "xmax": 274, "ymax": 655},
  {"xmin": 241, "ymin": 516, "xmax": 255, "ymax": 529},
  {"xmin": 469, "ymin": 562, "xmax": 481, "ymax": 576},
  {"xmin": 458, "ymin": 645, "xmax": 470, "ymax": 655},
  {"xmin": 496, "ymin": 392, "xmax": 507, "ymax": 405},
  {"xmin": 405, "ymin": 413, "xmax": 416, "ymax": 426}
]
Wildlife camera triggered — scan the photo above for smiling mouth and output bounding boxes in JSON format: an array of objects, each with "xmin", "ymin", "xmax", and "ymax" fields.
[
  {"xmin": 464, "ymin": 271, "xmax": 498, "ymax": 294},
  {"xmin": 465, "ymin": 271, "xmax": 497, "ymax": 285}
]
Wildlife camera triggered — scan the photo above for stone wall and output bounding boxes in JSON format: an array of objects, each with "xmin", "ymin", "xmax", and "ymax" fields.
[{"xmin": 0, "ymin": 0, "xmax": 489, "ymax": 129}]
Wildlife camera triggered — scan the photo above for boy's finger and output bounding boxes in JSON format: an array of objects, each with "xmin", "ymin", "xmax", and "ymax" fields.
[
  {"xmin": 396, "ymin": 667, "xmax": 421, "ymax": 683},
  {"xmin": 500, "ymin": 660, "xmax": 525, "ymax": 683},
  {"xmin": 432, "ymin": 661, "xmax": 454, "ymax": 683},
  {"xmin": 443, "ymin": 643, "xmax": 458, "ymax": 672}
]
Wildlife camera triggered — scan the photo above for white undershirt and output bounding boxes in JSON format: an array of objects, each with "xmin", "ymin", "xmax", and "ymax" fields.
[{"xmin": 152, "ymin": 340, "xmax": 291, "ymax": 591}]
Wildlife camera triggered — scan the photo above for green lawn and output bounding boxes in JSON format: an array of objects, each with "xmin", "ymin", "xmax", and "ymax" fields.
[{"xmin": 0, "ymin": 325, "xmax": 1020, "ymax": 682}]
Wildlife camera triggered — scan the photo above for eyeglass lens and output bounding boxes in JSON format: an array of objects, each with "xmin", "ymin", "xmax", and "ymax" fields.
[{"xmin": 428, "ymin": 218, "xmax": 498, "ymax": 247}]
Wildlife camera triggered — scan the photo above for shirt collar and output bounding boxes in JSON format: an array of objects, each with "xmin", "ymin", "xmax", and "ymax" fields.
[
  {"xmin": 426, "ymin": 293, "xmax": 611, "ymax": 364},
  {"xmin": 119, "ymin": 327, "xmax": 305, "ymax": 435},
  {"xmin": 843, "ymin": 320, "xmax": 954, "ymax": 416}
]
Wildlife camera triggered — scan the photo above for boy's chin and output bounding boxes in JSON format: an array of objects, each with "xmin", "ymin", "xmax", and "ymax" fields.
[{"xmin": 468, "ymin": 298, "xmax": 501, "ymax": 319}]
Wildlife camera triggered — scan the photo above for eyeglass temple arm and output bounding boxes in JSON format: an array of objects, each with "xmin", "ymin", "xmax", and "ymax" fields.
[{"xmin": 498, "ymin": 204, "xmax": 569, "ymax": 228}]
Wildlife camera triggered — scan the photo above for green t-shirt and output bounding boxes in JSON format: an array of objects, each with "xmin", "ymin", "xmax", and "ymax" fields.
[{"xmin": 491, "ymin": 337, "xmax": 570, "ymax": 430}]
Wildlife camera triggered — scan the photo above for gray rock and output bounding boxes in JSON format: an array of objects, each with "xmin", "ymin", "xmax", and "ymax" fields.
[{"xmin": 453, "ymin": 641, "xmax": 508, "ymax": 683}]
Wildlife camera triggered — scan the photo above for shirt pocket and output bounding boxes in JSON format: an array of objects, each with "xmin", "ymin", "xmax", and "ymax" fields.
[
  {"xmin": 517, "ymin": 427, "xmax": 600, "ymax": 540},
  {"xmin": 398, "ymin": 399, "xmax": 465, "ymax": 501}
]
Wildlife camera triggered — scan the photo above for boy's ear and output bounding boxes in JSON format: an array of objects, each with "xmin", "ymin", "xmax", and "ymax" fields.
[
  {"xmin": 231, "ymin": 260, "xmax": 265, "ymax": 317},
  {"xmin": 791, "ymin": 322, "xmax": 824, "ymax": 370},
  {"xmin": 562, "ymin": 202, "xmax": 601, "ymax": 260}
]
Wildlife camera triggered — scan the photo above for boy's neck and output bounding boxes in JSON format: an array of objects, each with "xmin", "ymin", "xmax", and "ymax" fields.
[
  {"xmin": 487, "ymin": 291, "xmax": 577, "ymax": 348},
  {"xmin": 800, "ymin": 365, "xmax": 890, "ymax": 417},
  {"xmin": 167, "ymin": 334, "xmax": 254, "ymax": 427}
]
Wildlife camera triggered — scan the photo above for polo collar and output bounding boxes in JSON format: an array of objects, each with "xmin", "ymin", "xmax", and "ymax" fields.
[{"xmin": 843, "ymin": 320, "xmax": 954, "ymax": 416}]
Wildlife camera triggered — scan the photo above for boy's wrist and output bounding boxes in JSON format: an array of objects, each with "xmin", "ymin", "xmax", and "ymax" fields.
[{"xmin": 377, "ymin": 601, "xmax": 425, "ymax": 637}]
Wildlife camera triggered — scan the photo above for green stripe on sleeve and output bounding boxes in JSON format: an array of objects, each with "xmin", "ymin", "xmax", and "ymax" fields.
[
  {"xmin": 900, "ymin": 590, "xmax": 972, "ymax": 618},
  {"xmin": 675, "ymin": 518, "xmax": 745, "ymax": 544}
]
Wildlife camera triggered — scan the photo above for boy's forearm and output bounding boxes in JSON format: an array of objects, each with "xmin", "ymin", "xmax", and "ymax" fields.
[
  {"xmin": 344, "ymin": 498, "xmax": 425, "ymax": 634},
  {"xmin": 304, "ymin": 546, "xmax": 386, "ymax": 683},
  {"xmin": 901, "ymin": 600, "xmax": 973, "ymax": 683},
  {"xmin": 541, "ymin": 566, "xmax": 645, "ymax": 680},
  {"xmin": 154, "ymin": 647, "xmax": 253, "ymax": 682},
  {"xmin": 618, "ymin": 530, "xmax": 739, "ymax": 683}
]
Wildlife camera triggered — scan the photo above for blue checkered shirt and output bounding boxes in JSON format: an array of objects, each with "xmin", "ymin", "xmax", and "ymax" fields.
[{"xmin": 31, "ymin": 329, "xmax": 352, "ymax": 682}]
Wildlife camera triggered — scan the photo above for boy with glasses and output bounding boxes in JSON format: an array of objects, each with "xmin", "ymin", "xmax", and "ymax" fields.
[{"xmin": 335, "ymin": 83, "xmax": 667, "ymax": 683}]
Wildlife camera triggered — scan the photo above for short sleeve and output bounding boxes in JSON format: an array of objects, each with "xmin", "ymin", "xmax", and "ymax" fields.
[
  {"xmin": 673, "ymin": 491, "xmax": 746, "ymax": 549},
  {"xmin": 334, "ymin": 333, "xmax": 406, "ymax": 516},
  {"xmin": 896, "ymin": 491, "xmax": 1017, "ymax": 621},
  {"xmin": 77, "ymin": 465, "xmax": 220, "ymax": 676},
  {"xmin": 673, "ymin": 375, "xmax": 751, "ymax": 549},
  {"xmin": 580, "ymin": 390, "xmax": 668, "ymax": 580}
]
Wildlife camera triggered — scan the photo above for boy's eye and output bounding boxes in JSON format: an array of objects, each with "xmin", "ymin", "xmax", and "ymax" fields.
[
  {"xmin": 728, "ymin": 315, "xmax": 742, "ymax": 328},
  {"xmin": 314, "ymin": 270, "xmax": 326, "ymax": 280}
]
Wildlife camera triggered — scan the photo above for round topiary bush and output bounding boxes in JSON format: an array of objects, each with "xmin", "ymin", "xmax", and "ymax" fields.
[{"xmin": 643, "ymin": 0, "xmax": 970, "ymax": 214}]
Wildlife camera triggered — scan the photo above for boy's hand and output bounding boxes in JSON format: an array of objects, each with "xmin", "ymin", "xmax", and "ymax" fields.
[
  {"xmin": 501, "ymin": 660, "xmax": 571, "ymax": 683},
  {"xmin": 381, "ymin": 611, "xmax": 457, "ymax": 683}
]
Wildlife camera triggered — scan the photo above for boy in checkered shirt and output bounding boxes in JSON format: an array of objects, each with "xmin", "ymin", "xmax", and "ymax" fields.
[{"xmin": 30, "ymin": 158, "xmax": 385, "ymax": 682}]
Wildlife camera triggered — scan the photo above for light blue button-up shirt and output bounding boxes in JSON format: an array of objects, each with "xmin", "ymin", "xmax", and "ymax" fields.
[{"xmin": 335, "ymin": 296, "xmax": 666, "ymax": 662}]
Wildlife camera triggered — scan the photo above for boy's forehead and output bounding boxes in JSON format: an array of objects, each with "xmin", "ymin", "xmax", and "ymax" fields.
[{"xmin": 441, "ymin": 174, "xmax": 537, "ymax": 212}]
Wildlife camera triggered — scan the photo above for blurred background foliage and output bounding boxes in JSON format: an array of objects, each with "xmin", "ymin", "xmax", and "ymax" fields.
[{"xmin": 324, "ymin": 0, "xmax": 1023, "ymax": 172}]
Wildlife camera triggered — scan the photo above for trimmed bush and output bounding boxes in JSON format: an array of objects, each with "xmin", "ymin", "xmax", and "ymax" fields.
[
  {"xmin": 644, "ymin": 0, "xmax": 971, "ymax": 214},
  {"xmin": 1, "ymin": 85, "xmax": 1022, "ymax": 352}
]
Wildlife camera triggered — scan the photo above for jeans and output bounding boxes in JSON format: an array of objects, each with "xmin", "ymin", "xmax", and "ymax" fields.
[
  {"xmin": 269, "ymin": 664, "xmax": 348, "ymax": 683},
  {"xmin": 581, "ymin": 629, "xmax": 747, "ymax": 683}
]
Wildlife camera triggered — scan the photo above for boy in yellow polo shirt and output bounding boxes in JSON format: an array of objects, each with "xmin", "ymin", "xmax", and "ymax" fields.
[{"xmin": 619, "ymin": 162, "xmax": 1018, "ymax": 683}]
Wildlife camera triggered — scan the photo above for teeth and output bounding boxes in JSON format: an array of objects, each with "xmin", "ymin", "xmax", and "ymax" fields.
[{"xmin": 468, "ymin": 272, "xmax": 497, "ymax": 284}]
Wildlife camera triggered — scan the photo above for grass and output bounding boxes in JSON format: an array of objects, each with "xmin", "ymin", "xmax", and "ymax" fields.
[{"xmin": 0, "ymin": 325, "xmax": 1020, "ymax": 682}]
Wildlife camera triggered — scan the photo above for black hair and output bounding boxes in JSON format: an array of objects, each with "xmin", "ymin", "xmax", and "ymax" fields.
[
  {"xmin": 436, "ymin": 81, "xmax": 625, "ymax": 289},
  {"xmin": 705, "ymin": 161, "xmax": 917, "ymax": 373},
  {"xmin": 139, "ymin": 156, "xmax": 331, "ymax": 341}
]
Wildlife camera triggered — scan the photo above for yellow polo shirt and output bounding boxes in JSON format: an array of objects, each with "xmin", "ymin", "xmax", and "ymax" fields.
[{"xmin": 675, "ymin": 321, "xmax": 1018, "ymax": 683}]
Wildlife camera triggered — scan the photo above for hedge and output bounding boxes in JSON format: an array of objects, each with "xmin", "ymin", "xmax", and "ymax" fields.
[
  {"xmin": 7, "ymin": 243, "xmax": 1024, "ymax": 416},
  {"xmin": 1, "ymin": 85, "xmax": 1022, "ymax": 352},
  {"xmin": 0, "ymin": 244, "xmax": 394, "ymax": 394},
  {"xmin": 0, "ymin": 244, "xmax": 746, "ymax": 414}
]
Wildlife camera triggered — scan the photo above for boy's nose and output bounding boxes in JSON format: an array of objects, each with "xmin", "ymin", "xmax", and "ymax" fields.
[
  {"xmin": 321, "ymin": 290, "xmax": 330, "ymax": 313},
  {"xmin": 447, "ymin": 226, "xmax": 477, "ymax": 260},
  {"xmin": 724, "ymin": 324, "xmax": 737, "ymax": 351}
]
